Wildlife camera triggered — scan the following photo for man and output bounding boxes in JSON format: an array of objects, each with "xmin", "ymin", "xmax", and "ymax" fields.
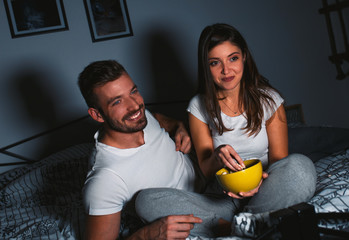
[{"xmin": 78, "ymin": 60, "xmax": 207, "ymax": 239}]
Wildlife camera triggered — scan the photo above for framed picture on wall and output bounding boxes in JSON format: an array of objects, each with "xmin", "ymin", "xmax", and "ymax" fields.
[
  {"xmin": 83, "ymin": 0, "xmax": 133, "ymax": 42},
  {"xmin": 4, "ymin": 0, "xmax": 69, "ymax": 38}
]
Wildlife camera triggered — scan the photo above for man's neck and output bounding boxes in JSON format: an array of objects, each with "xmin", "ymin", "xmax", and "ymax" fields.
[{"xmin": 100, "ymin": 129, "xmax": 145, "ymax": 149}]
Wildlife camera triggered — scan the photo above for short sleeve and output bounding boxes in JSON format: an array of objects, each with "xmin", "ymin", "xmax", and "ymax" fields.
[
  {"xmin": 83, "ymin": 169, "xmax": 128, "ymax": 215},
  {"xmin": 187, "ymin": 95, "xmax": 209, "ymax": 124},
  {"xmin": 263, "ymin": 89, "xmax": 284, "ymax": 121}
]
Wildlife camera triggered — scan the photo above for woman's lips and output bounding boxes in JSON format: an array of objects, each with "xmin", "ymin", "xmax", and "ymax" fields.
[{"xmin": 221, "ymin": 76, "xmax": 235, "ymax": 82}]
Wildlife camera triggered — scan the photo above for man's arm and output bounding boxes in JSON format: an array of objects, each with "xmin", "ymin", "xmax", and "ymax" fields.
[
  {"xmin": 134, "ymin": 214, "xmax": 202, "ymax": 240},
  {"xmin": 152, "ymin": 112, "xmax": 191, "ymax": 154},
  {"xmin": 85, "ymin": 211, "xmax": 202, "ymax": 240},
  {"xmin": 85, "ymin": 212, "xmax": 121, "ymax": 240}
]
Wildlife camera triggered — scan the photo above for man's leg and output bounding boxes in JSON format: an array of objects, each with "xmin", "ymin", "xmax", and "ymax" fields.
[{"xmin": 135, "ymin": 188, "xmax": 237, "ymax": 238}]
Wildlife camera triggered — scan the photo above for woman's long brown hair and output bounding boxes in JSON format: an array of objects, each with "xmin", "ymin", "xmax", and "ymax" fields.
[{"xmin": 197, "ymin": 23, "xmax": 279, "ymax": 136}]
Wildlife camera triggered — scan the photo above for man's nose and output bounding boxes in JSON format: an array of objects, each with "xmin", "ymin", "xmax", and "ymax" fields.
[{"xmin": 126, "ymin": 97, "xmax": 140, "ymax": 110}]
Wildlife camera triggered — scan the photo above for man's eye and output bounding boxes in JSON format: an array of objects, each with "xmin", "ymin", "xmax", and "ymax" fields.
[
  {"xmin": 113, "ymin": 100, "xmax": 121, "ymax": 105},
  {"xmin": 131, "ymin": 89, "xmax": 138, "ymax": 95}
]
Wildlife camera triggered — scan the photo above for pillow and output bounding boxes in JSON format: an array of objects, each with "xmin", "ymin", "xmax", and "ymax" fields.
[{"xmin": 288, "ymin": 126, "xmax": 349, "ymax": 162}]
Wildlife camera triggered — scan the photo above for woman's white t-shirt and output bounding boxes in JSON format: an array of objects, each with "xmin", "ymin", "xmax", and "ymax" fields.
[{"xmin": 187, "ymin": 90, "xmax": 284, "ymax": 168}]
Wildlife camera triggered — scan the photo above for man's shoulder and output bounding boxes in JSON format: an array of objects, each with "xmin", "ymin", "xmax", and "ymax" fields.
[
  {"xmin": 143, "ymin": 109, "xmax": 162, "ymax": 134},
  {"xmin": 83, "ymin": 167, "xmax": 127, "ymax": 216},
  {"xmin": 86, "ymin": 168, "xmax": 121, "ymax": 183},
  {"xmin": 84, "ymin": 168, "xmax": 127, "ymax": 197}
]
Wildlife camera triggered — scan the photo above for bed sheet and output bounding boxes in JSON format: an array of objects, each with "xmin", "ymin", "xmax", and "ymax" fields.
[
  {"xmin": 1, "ymin": 145, "xmax": 348, "ymax": 239},
  {"xmin": 0, "ymin": 144, "xmax": 91, "ymax": 240},
  {"xmin": 308, "ymin": 148, "xmax": 349, "ymax": 231}
]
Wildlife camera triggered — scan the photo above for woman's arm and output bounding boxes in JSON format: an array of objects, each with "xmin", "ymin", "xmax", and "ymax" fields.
[
  {"xmin": 152, "ymin": 112, "xmax": 182, "ymax": 134},
  {"xmin": 189, "ymin": 113, "xmax": 266, "ymax": 198},
  {"xmin": 188, "ymin": 113, "xmax": 218, "ymax": 177},
  {"xmin": 188, "ymin": 113, "xmax": 244, "ymax": 178},
  {"xmin": 266, "ymin": 104, "xmax": 289, "ymax": 165}
]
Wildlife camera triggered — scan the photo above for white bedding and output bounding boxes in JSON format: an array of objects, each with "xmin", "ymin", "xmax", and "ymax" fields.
[{"xmin": 308, "ymin": 148, "xmax": 349, "ymax": 231}]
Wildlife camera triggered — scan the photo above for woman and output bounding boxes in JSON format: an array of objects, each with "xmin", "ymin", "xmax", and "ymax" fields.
[
  {"xmin": 136, "ymin": 23, "xmax": 317, "ymax": 238},
  {"xmin": 187, "ymin": 23, "xmax": 317, "ymax": 212}
]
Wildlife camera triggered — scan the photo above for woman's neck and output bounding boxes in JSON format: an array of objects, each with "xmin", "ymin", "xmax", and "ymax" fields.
[{"xmin": 218, "ymin": 89, "xmax": 242, "ymax": 116}]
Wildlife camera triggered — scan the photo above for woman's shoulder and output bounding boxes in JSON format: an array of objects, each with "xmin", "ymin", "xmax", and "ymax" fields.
[
  {"xmin": 259, "ymin": 87, "xmax": 284, "ymax": 103},
  {"xmin": 188, "ymin": 94, "xmax": 202, "ymax": 103},
  {"xmin": 188, "ymin": 94, "xmax": 204, "ymax": 109},
  {"xmin": 187, "ymin": 94, "xmax": 208, "ymax": 123},
  {"xmin": 259, "ymin": 87, "xmax": 284, "ymax": 120}
]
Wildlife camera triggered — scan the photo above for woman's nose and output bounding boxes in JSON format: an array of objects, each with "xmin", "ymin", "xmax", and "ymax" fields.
[{"xmin": 221, "ymin": 63, "xmax": 230, "ymax": 75}]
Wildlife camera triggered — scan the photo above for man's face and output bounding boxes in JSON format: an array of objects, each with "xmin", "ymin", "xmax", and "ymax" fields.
[{"xmin": 92, "ymin": 74, "xmax": 147, "ymax": 133}]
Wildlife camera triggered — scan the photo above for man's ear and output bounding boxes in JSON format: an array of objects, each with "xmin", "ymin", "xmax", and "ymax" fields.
[{"xmin": 88, "ymin": 108, "xmax": 105, "ymax": 123}]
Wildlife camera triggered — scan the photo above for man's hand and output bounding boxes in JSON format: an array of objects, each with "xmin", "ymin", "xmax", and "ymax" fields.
[
  {"xmin": 143, "ymin": 214, "xmax": 202, "ymax": 240},
  {"xmin": 226, "ymin": 172, "xmax": 269, "ymax": 199},
  {"xmin": 174, "ymin": 123, "xmax": 192, "ymax": 154}
]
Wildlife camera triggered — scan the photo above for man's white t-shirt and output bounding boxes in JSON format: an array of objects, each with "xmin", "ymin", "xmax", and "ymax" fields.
[
  {"xmin": 187, "ymin": 89, "xmax": 284, "ymax": 168},
  {"xmin": 83, "ymin": 110, "xmax": 197, "ymax": 215}
]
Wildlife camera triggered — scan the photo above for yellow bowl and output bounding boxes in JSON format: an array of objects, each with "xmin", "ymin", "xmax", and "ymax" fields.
[{"xmin": 216, "ymin": 159, "xmax": 262, "ymax": 194}]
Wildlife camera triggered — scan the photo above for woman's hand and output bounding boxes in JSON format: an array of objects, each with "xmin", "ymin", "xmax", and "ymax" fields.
[
  {"xmin": 225, "ymin": 172, "xmax": 269, "ymax": 199},
  {"xmin": 214, "ymin": 144, "xmax": 245, "ymax": 171},
  {"xmin": 174, "ymin": 123, "xmax": 192, "ymax": 154}
]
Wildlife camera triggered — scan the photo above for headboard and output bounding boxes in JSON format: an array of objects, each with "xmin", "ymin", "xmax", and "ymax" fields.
[{"xmin": 0, "ymin": 101, "xmax": 304, "ymax": 173}]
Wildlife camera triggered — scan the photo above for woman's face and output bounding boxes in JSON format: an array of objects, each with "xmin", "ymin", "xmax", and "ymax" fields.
[{"xmin": 208, "ymin": 41, "xmax": 244, "ymax": 94}]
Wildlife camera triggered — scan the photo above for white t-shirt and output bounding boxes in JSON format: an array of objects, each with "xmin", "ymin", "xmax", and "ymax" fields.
[
  {"xmin": 187, "ymin": 89, "xmax": 284, "ymax": 168},
  {"xmin": 83, "ymin": 110, "xmax": 197, "ymax": 215}
]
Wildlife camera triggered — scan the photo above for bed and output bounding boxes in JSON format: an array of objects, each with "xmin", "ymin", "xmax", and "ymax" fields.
[{"xmin": 1, "ymin": 104, "xmax": 349, "ymax": 240}]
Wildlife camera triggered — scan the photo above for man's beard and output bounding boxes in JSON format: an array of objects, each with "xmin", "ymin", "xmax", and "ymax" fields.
[{"xmin": 103, "ymin": 104, "xmax": 147, "ymax": 133}]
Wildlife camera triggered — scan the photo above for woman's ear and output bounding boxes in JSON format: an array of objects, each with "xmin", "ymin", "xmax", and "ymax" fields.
[{"xmin": 88, "ymin": 108, "xmax": 105, "ymax": 123}]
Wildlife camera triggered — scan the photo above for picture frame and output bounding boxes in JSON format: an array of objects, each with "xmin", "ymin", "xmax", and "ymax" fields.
[
  {"xmin": 4, "ymin": 0, "xmax": 69, "ymax": 38},
  {"xmin": 83, "ymin": 0, "xmax": 133, "ymax": 42}
]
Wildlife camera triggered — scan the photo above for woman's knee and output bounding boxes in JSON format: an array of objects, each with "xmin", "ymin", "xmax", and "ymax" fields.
[
  {"xmin": 269, "ymin": 154, "xmax": 317, "ymax": 198},
  {"xmin": 286, "ymin": 153, "xmax": 317, "ymax": 180},
  {"xmin": 246, "ymin": 154, "xmax": 317, "ymax": 212}
]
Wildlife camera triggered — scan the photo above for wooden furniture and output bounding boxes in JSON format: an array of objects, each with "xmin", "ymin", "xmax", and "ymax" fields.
[{"xmin": 319, "ymin": 0, "xmax": 349, "ymax": 80}]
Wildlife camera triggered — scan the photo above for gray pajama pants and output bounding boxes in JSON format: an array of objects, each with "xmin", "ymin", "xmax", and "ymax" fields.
[{"xmin": 135, "ymin": 153, "xmax": 317, "ymax": 237}]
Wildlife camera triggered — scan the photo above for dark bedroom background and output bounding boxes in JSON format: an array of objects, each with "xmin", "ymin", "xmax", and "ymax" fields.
[{"xmin": 0, "ymin": 0, "xmax": 348, "ymax": 173}]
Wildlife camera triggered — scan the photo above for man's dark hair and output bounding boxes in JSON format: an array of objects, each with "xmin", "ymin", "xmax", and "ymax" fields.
[{"xmin": 78, "ymin": 60, "xmax": 127, "ymax": 108}]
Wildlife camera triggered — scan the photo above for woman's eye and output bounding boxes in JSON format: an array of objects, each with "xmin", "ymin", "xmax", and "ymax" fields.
[
  {"xmin": 230, "ymin": 56, "xmax": 238, "ymax": 62},
  {"xmin": 209, "ymin": 61, "xmax": 219, "ymax": 67}
]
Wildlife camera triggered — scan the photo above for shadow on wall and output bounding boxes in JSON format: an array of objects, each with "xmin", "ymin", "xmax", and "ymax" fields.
[
  {"xmin": 148, "ymin": 30, "xmax": 196, "ymax": 102},
  {"xmin": 14, "ymin": 68, "xmax": 58, "ymax": 129},
  {"xmin": 145, "ymin": 29, "xmax": 196, "ymax": 122},
  {"xmin": 5, "ymin": 64, "xmax": 98, "ymax": 161}
]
